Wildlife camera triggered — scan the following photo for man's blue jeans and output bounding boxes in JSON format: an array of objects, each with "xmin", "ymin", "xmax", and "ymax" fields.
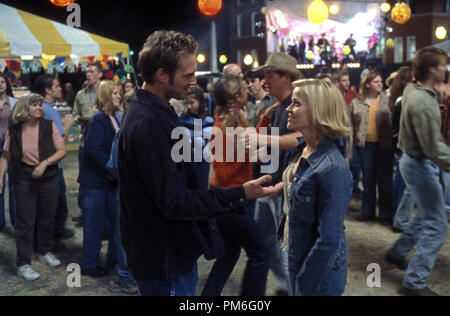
[
  {"xmin": 349, "ymin": 145, "xmax": 361, "ymax": 192},
  {"xmin": 0, "ymin": 164, "xmax": 15, "ymax": 229},
  {"xmin": 137, "ymin": 266, "xmax": 198, "ymax": 296},
  {"xmin": 393, "ymin": 154, "xmax": 415, "ymax": 231},
  {"xmin": 357, "ymin": 143, "xmax": 394, "ymax": 219},
  {"xmin": 389, "ymin": 155, "xmax": 448, "ymax": 290},
  {"xmin": 80, "ymin": 186, "xmax": 118, "ymax": 270}
]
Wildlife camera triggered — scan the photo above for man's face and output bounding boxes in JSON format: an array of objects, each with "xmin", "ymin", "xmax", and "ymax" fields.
[
  {"xmin": 264, "ymin": 70, "xmax": 286, "ymax": 97},
  {"xmin": 86, "ymin": 66, "xmax": 102, "ymax": 87},
  {"xmin": 48, "ymin": 79, "xmax": 62, "ymax": 101},
  {"xmin": 433, "ymin": 56, "xmax": 448, "ymax": 84},
  {"xmin": 247, "ymin": 77, "xmax": 263, "ymax": 97},
  {"xmin": 337, "ymin": 75, "xmax": 350, "ymax": 91},
  {"xmin": 165, "ymin": 53, "xmax": 197, "ymax": 100}
]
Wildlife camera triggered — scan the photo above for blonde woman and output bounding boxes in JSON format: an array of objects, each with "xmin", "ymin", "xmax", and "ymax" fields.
[
  {"xmin": 78, "ymin": 80, "xmax": 122, "ymax": 278},
  {"xmin": 349, "ymin": 72, "xmax": 394, "ymax": 225},
  {"xmin": 283, "ymin": 79, "xmax": 352, "ymax": 296},
  {"xmin": 0, "ymin": 93, "xmax": 66, "ymax": 281}
]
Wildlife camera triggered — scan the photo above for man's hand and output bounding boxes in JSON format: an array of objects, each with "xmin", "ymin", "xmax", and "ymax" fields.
[
  {"xmin": 243, "ymin": 175, "xmax": 284, "ymax": 200},
  {"xmin": 32, "ymin": 162, "xmax": 48, "ymax": 180}
]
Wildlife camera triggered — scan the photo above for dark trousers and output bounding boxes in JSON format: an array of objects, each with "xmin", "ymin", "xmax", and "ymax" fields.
[
  {"xmin": 14, "ymin": 166, "xmax": 59, "ymax": 267},
  {"xmin": 55, "ymin": 167, "xmax": 68, "ymax": 235},
  {"xmin": 357, "ymin": 142, "xmax": 394, "ymax": 220},
  {"xmin": 201, "ymin": 201, "xmax": 270, "ymax": 296}
]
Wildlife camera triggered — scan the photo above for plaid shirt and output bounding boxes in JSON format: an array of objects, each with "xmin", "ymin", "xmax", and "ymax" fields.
[
  {"xmin": 441, "ymin": 102, "xmax": 449, "ymax": 146},
  {"xmin": 398, "ymin": 83, "xmax": 450, "ymax": 172}
]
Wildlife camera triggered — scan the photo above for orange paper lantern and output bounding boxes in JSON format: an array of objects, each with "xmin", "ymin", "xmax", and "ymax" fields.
[
  {"xmin": 198, "ymin": 0, "xmax": 223, "ymax": 17},
  {"xmin": 49, "ymin": 0, "xmax": 75, "ymax": 7},
  {"xmin": 391, "ymin": 2, "xmax": 411, "ymax": 25}
]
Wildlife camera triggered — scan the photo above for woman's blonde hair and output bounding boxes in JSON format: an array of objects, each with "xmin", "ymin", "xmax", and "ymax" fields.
[
  {"xmin": 95, "ymin": 80, "xmax": 123, "ymax": 115},
  {"xmin": 13, "ymin": 93, "xmax": 44, "ymax": 122},
  {"xmin": 292, "ymin": 79, "xmax": 350, "ymax": 139},
  {"xmin": 214, "ymin": 75, "xmax": 250, "ymax": 129},
  {"xmin": 359, "ymin": 72, "xmax": 382, "ymax": 99}
]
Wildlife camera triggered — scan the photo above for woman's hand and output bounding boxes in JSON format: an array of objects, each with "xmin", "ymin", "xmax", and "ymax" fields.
[{"xmin": 32, "ymin": 162, "xmax": 48, "ymax": 180}]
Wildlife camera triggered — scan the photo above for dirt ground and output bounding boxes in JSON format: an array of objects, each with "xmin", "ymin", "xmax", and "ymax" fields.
[{"xmin": 0, "ymin": 151, "xmax": 449, "ymax": 296}]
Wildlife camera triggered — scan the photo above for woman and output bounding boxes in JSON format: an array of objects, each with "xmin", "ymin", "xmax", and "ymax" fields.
[
  {"xmin": 179, "ymin": 85, "xmax": 214, "ymax": 190},
  {"xmin": 79, "ymin": 80, "xmax": 122, "ymax": 278},
  {"xmin": 0, "ymin": 74, "xmax": 17, "ymax": 232},
  {"xmin": 284, "ymin": 79, "xmax": 352, "ymax": 296},
  {"xmin": 201, "ymin": 75, "xmax": 270, "ymax": 296},
  {"xmin": 350, "ymin": 72, "xmax": 394, "ymax": 225},
  {"xmin": 0, "ymin": 93, "xmax": 66, "ymax": 281}
]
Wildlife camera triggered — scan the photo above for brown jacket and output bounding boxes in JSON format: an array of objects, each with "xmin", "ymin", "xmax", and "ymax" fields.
[{"xmin": 349, "ymin": 92, "xmax": 393, "ymax": 149}]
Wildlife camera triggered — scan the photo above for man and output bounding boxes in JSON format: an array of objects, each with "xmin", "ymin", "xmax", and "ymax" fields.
[
  {"xmin": 34, "ymin": 75, "xmax": 74, "ymax": 249},
  {"xmin": 244, "ymin": 69, "xmax": 277, "ymax": 127},
  {"xmin": 118, "ymin": 30, "xmax": 283, "ymax": 296},
  {"xmin": 249, "ymin": 52, "xmax": 303, "ymax": 296},
  {"xmin": 72, "ymin": 61, "xmax": 103, "ymax": 225},
  {"xmin": 344, "ymin": 33, "xmax": 357, "ymax": 59},
  {"xmin": 386, "ymin": 47, "xmax": 450, "ymax": 296},
  {"xmin": 317, "ymin": 33, "xmax": 331, "ymax": 65},
  {"xmin": 335, "ymin": 71, "xmax": 362, "ymax": 194},
  {"xmin": 223, "ymin": 63, "xmax": 243, "ymax": 78},
  {"xmin": 63, "ymin": 82, "xmax": 76, "ymax": 109}
]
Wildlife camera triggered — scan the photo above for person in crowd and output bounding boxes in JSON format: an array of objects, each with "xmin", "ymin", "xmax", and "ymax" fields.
[
  {"xmin": 298, "ymin": 36, "xmax": 306, "ymax": 63},
  {"xmin": 201, "ymin": 75, "xmax": 270, "ymax": 296},
  {"xmin": 72, "ymin": 61, "xmax": 104, "ymax": 226},
  {"xmin": 0, "ymin": 93, "xmax": 66, "ymax": 281},
  {"xmin": 123, "ymin": 90, "xmax": 135, "ymax": 113},
  {"xmin": 78, "ymin": 80, "xmax": 122, "ymax": 278},
  {"xmin": 223, "ymin": 64, "xmax": 244, "ymax": 78},
  {"xmin": 344, "ymin": 34, "xmax": 357, "ymax": 59},
  {"xmin": 389, "ymin": 67, "xmax": 415, "ymax": 233},
  {"xmin": 244, "ymin": 69, "xmax": 277, "ymax": 127},
  {"xmin": 438, "ymin": 72, "xmax": 450, "ymax": 223},
  {"xmin": 63, "ymin": 82, "xmax": 76, "ymax": 109},
  {"xmin": 0, "ymin": 74, "xmax": 16, "ymax": 232},
  {"xmin": 34, "ymin": 75, "xmax": 75, "ymax": 250},
  {"xmin": 247, "ymin": 52, "xmax": 303, "ymax": 296},
  {"xmin": 178, "ymin": 85, "xmax": 214, "ymax": 190},
  {"xmin": 386, "ymin": 47, "xmax": 450, "ymax": 296},
  {"xmin": 335, "ymin": 71, "xmax": 361, "ymax": 193},
  {"xmin": 118, "ymin": 30, "xmax": 283, "ymax": 296},
  {"xmin": 283, "ymin": 79, "xmax": 352, "ymax": 296},
  {"xmin": 350, "ymin": 72, "xmax": 394, "ymax": 225},
  {"xmin": 122, "ymin": 80, "xmax": 135, "ymax": 95}
]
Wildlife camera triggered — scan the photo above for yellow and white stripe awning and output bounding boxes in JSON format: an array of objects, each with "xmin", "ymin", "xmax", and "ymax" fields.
[{"xmin": 0, "ymin": 3, "xmax": 129, "ymax": 58}]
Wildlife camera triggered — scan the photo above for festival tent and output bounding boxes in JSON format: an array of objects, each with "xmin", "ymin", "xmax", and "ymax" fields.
[{"xmin": 0, "ymin": 3, "xmax": 129, "ymax": 59}]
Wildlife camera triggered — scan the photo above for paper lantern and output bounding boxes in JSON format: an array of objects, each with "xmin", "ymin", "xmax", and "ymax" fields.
[
  {"xmin": 342, "ymin": 45, "xmax": 351, "ymax": 56},
  {"xmin": 380, "ymin": 2, "xmax": 391, "ymax": 13},
  {"xmin": 306, "ymin": 50, "xmax": 314, "ymax": 61},
  {"xmin": 391, "ymin": 2, "xmax": 411, "ymax": 25},
  {"xmin": 386, "ymin": 38, "xmax": 395, "ymax": 49},
  {"xmin": 329, "ymin": 4, "xmax": 340, "ymax": 15},
  {"xmin": 308, "ymin": 0, "xmax": 329, "ymax": 25},
  {"xmin": 198, "ymin": 0, "xmax": 223, "ymax": 17},
  {"xmin": 436, "ymin": 26, "xmax": 447, "ymax": 40},
  {"xmin": 49, "ymin": 0, "xmax": 75, "ymax": 7},
  {"xmin": 261, "ymin": 6, "xmax": 268, "ymax": 15}
]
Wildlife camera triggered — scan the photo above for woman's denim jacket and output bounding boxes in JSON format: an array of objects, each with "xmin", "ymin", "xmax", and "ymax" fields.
[{"xmin": 286, "ymin": 137, "xmax": 352, "ymax": 296}]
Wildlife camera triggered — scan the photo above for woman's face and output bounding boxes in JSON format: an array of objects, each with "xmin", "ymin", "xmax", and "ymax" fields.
[
  {"xmin": 0, "ymin": 77, "xmax": 7, "ymax": 95},
  {"xmin": 367, "ymin": 75, "xmax": 383, "ymax": 95},
  {"xmin": 124, "ymin": 82, "xmax": 134, "ymax": 94},
  {"xmin": 235, "ymin": 81, "xmax": 249, "ymax": 108},
  {"xmin": 28, "ymin": 101, "xmax": 44, "ymax": 120},
  {"xmin": 186, "ymin": 95, "xmax": 200, "ymax": 113},
  {"xmin": 286, "ymin": 87, "xmax": 311, "ymax": 132},
  {"xmin": 111, "ymin": 87, "xmax": 122, "ymax": 110}
]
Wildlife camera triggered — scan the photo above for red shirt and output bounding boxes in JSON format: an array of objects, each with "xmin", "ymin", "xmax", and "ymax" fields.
[{"xmin": 344, "ymin": 89, "xmax": 358, "ymax": 105}]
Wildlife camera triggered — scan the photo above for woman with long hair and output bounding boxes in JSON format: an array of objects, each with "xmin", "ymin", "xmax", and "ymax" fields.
[
  {"xmin": 202, "ymin": 75, "xmax": 270, "ymax": 296},
  {"xmin": 350, "ymin": 72, "xmax": 394, "ymax": 225}
]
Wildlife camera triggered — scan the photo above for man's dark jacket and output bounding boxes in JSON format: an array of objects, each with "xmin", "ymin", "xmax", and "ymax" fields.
[{"xmin": 118, "ymin": 88, "xmax": 246, "ymax": 281}]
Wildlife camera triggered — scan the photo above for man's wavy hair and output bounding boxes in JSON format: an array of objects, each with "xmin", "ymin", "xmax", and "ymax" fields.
[
  {"xmin": 412, "ymin": 46, "xmax": 448, "ymax": 83},
  {"xmin": 138, "ymin": 30, "xmax": 199, "ymax": 85}
]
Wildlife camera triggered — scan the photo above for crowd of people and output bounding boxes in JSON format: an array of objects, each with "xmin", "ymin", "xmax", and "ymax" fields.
[{"xmin": 0, "ymin": 29, "xmax": 449, "ymax": 297}]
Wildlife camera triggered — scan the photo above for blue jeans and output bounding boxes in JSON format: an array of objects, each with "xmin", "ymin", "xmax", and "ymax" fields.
[
  {"xmin": 389, "ymin": 155, "xmax": 448, "ymax": 290},
  {"xmin": 201, "ymin": 201, "xmax": 270, "ymax": 296},
  {"xmin": 80, "ymin": 186, "xmax": 118, "ymax": 270},
  {"xmin": 393, "ymin": 155, "xmax": 406, "ymax": 211},
  {"xmin": 0, "ymin": 163, "xmax": 15, "ymax": 229},
  {"xmin": 137, "ymin": 266, "xmax": 198, "ymax": 296},
  {"xmin": 357, "ymin": 143, "xmax": 394, "ymax": 219},
  {"xmin": 393, "ymin": 187, "xmax": 415, "ymax": 231},
  {"xmin": 55, "ymin": 167, "xmax": 69, "ymax": 235},
  {"xmin": 253, "ymin": 194, "xmax": 291, "ymax": 294},
  {"xmin": 349, "ymin": 145, "xmax": 361, "ymax": 191}
]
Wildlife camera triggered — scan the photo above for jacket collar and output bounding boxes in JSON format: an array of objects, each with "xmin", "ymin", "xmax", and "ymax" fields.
[
  {"xmin": 293, "ymin": 137, "xmax": 335, "ymax": 169},
  {"xmin": 410, "ymin": 82, "xmax": 439, "ymax": 99},
  {"xmin": 134, "ymin": 88, "xmax": 178, "ymax": 121}
]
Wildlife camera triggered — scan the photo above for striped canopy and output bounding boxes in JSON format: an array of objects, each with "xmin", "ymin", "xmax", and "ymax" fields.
[{"xmin": 0, "ymin": 3, "xmax": 129, "ymax": 58}]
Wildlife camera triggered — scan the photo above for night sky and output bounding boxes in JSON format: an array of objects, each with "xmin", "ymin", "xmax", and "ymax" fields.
[{"xmin": 0, "ymin": 0, "xmax": 229, "ymax": 60}]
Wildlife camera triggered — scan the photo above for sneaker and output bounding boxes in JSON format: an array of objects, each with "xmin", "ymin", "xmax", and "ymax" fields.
[
  {"xmin": 72, "ymin": 215, "xmax": 84, "ymax": 223},
  {"xmin": 392, "ymin": 226, "xmax": 403, "ymax": 234},
  {"xmin": 379, "ymin": 218, "xmax": 394, "ymax": 226},
  {"xmin": 385, "ymin": 253, "xmax": 408, "ymax": 270},
  {"xmin": 399, "ymin": 287, "xmax": 440, "ymax": 296},
  {"xmin": 108, "ymin": 279, "xmax": 139, "ymax": 295},
  {"xmin": 41, "ymin": 252, "xmax": 62, "ymax": 267},
  {"xmin": 81, "ymin": 266, "xmax": 109, "ymax": 278},
  {"xmin": 17, "ymin": 265, "xmax": 40, "ymax": 281}
]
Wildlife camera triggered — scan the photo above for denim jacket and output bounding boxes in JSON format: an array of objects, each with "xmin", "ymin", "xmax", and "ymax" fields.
[{"xmin": 286, "ymin": 137, "xmax": 352, "ymax": 296}]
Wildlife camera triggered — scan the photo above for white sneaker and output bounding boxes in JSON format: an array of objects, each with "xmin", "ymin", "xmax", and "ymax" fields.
[
  {"xmin": 17, "ymin": 265, "xmax": 40, "ymax": 281},
  {"xmin": 41, "ymin": 252, "xmax": 61, "ymax": 267}
]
